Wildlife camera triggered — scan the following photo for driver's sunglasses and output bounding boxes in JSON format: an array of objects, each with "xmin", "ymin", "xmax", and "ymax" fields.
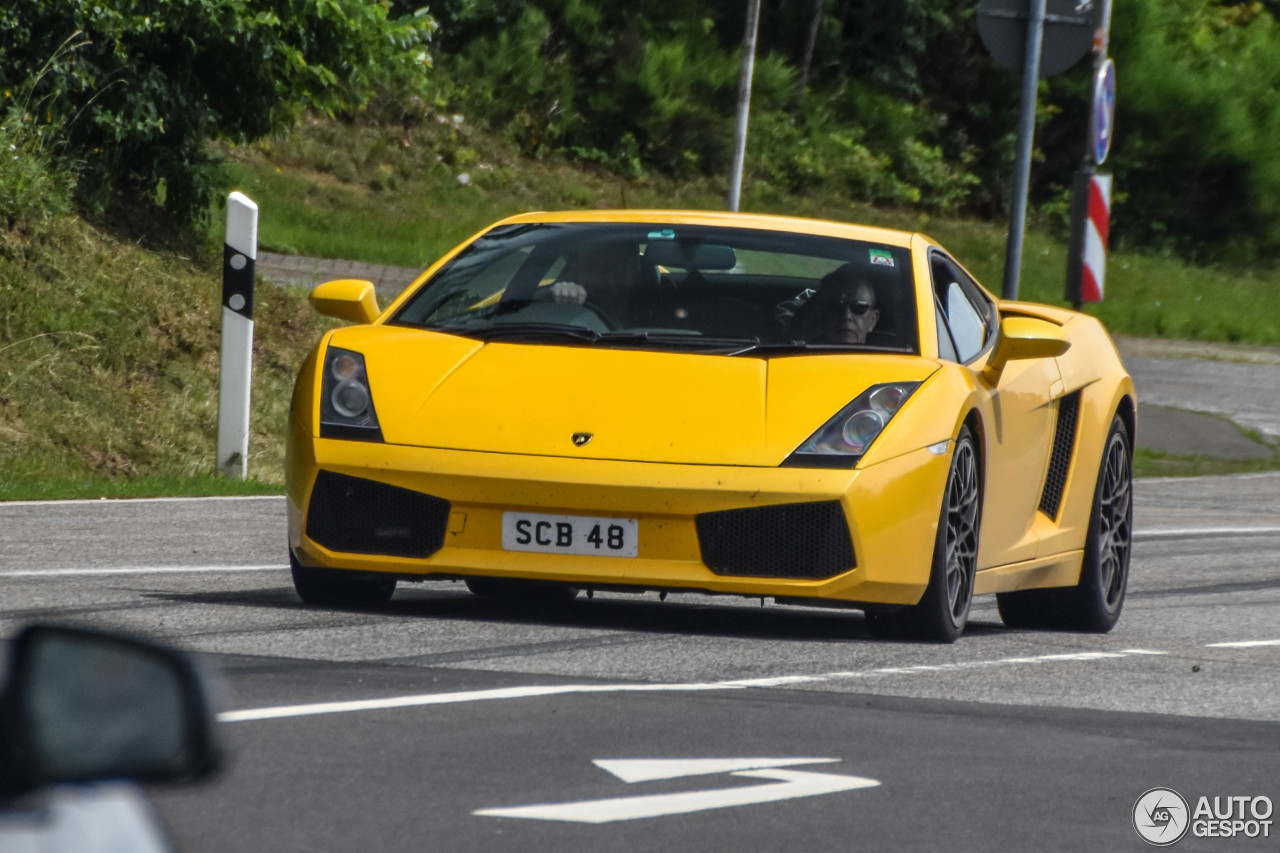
[{"xmin": 826, "ymin": 297, "xmax": 875, "ymax": 316}]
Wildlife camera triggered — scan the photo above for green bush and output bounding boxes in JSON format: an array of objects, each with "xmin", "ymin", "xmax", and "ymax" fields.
[{"xmin": 0, "ymin": 0, "xmax": 436, "ymax": 227}]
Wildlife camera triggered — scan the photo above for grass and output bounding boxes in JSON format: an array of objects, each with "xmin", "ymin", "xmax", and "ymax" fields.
[
  {"xmin": 1133, "ymin": 447, "xmax": 1280, "ymax": 478},
  {"xmin": 0, "ymin": 473, "xmax": 284, "ymax": 501},
  {"xmin": 0, "ymin": 217, "xmax": 331, "ymax": 499}
]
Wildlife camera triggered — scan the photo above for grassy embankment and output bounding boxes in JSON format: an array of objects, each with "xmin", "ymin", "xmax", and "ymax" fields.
[{"xmin": 3, "ymin": 115, "xmax": 1279, "ymax": 500}]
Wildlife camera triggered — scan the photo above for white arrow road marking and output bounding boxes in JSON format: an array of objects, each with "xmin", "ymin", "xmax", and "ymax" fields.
[
  {"xmin": 474, "ymin": 758, "xmax": 879, "ymax": 824},
  {"xmin": 594, "ymin": 757, "xmax": 837, "ymax": 783}
]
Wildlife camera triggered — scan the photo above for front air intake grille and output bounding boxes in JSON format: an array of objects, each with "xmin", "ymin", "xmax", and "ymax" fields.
[
  {"xmin": 695, "ymin": 501, "xmax": 855, "ymax": 579},
  {"xmin": 1039, "ymin": 391, "xmax": 1081, "ymax": 519},
  {"xmin": 306, "ymin": 470, "xmax": 450, "ymax": 558}
]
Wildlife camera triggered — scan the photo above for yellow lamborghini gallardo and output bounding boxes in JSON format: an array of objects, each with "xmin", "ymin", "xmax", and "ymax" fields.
[{"xmin": 286, "ymin": 210, "xmax": 1136, "ymax": 642}]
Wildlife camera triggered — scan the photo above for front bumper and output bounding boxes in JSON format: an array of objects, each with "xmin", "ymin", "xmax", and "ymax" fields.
[{"xmin": 287, "ymin": 425, "xmax": 951, "ymax": 606}]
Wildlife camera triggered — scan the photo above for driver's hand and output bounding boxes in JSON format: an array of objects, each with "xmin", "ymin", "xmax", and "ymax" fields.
[{"xmin": 550, "ymin": 281, "xmax": 588, "ymax": 304}]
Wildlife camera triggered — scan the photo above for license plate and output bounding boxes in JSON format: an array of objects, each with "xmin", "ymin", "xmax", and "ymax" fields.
[{"xmin": 501, "ymin": 512, "xmax": 639, "ymax": 557}]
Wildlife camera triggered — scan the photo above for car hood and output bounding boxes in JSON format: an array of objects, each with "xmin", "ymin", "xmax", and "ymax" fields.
[{"xmin": 340, "ymin": 327, "xmax": 939, "ymax": 466}]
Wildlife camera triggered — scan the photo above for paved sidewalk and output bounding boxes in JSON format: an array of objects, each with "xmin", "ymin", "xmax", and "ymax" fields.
[
  {"xmin": 256, "ymin": 255, "xmax": 1278, "ymax": 463},
  {"xmin": 258, "ymin": 251, "xmax": 420, "ymax": 294}
]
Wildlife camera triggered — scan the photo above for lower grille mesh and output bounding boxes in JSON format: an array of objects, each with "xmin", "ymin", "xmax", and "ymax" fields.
[
  {"xmin": 696, "ymin": 501, "xmax": 855, "ymax": 579},
  {"xmin": 306, "ymin": 470, "xmax": 450, "ymax": 558},
  {"xmin": 1039, "ymin": 391, "xmax": 1081, "ymax": 519}
]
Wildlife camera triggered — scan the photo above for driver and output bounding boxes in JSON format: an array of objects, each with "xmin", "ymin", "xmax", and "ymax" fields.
[{"xmin": 787, "ymin": 262, "xmax": 881, "ymax": 344}]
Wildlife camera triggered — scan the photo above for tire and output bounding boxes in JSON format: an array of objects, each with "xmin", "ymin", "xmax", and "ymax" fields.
[
  {"xmin": 878, "ymin": 425, "xmax": 980, "ymax": 643},
  {"xmin": 464, "ymin": 577, "xmax": 580, "ymax": 603},
  {"xmin": 997, "ymin": 413, "xmax": 1132, "ymax": 632},
  {"xmin": 290, "ymin": 550, "xmax": 396, "ymax": 608}
]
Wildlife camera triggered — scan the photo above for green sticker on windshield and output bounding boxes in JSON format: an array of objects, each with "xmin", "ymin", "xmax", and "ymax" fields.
[
  {"xmin": 647, "ymin": 229, "xmax": 676, "ymax": 240},
  {"xmin": 869, "ymin": 248, "xmax": 895, "ymax": 267}
]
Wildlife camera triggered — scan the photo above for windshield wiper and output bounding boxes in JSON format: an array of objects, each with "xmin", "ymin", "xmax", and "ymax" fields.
[
  {"xmin": 595, "ymin": 332, "xmax": 766, "ymax": 352},
  {"xmin": 726, "ymin": 340, "xmax": 912, "ymax": 356},
  {"xmin": 471, "ymin": 322, "xmax": 604, "ymax": 342},
  {"xmin": 723, "ymin": 340, "xmax": 813, "ymax": 356}
]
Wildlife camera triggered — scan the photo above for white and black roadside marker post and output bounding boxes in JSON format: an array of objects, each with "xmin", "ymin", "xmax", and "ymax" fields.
[{"xmin": 217, "ymin": 191, "xmax": 258, "ymax": 479}]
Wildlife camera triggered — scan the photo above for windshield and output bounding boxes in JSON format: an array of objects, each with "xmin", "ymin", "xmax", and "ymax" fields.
[{"xmin": 390, "ymin": 222, "xmax": 918, "ymax": 354}]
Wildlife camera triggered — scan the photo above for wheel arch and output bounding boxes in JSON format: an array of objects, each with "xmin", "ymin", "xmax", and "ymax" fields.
[
  {"xmin": 1115, "ymin": 392, "xmax": 1137, "ymax": 455},
  {"xmin": 962, "ymin": 407, "xmax": 987, "ymax": 501}
]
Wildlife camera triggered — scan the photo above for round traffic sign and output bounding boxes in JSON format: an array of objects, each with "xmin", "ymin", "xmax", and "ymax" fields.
[{"xmin": 1091, "ymin": 58, "xmax": 1116, "ymax": 165}]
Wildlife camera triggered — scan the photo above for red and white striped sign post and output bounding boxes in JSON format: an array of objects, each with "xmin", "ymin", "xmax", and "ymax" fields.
[
  {"xmin": 1065, "ymin": 170, "xmax": 1112, "ymax": 306},
  {"xmin": 1080, "ymin": 173, "xmax": 1111, "ymax": 301}
]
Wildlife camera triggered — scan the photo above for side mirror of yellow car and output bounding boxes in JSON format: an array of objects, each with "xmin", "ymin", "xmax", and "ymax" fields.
[
  {"xmin": 983, "ymin": 316, "xmax": 1070, "ymax": 381},
  {"xmin": 310, "ymin": 279, "xmax": 380, "ymax": 325}
]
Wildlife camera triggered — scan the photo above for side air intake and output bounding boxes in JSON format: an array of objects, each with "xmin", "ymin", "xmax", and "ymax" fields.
[
  {"xmin": 695, "ymin": 501, "xmax": 856, "ymax": 579},
  {"xmin": 1039, "ymin": 391, "xmax": 1081, "ymax": 520},
  {"xmin": 306, "ymin": 470, "xmax": 450, "ymax": 558}
]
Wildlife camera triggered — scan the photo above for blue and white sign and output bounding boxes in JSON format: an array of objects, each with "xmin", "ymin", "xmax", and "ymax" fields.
[{"xmin": 1091, "ymin": 58, "xmax": 1116, "ymax": 166}]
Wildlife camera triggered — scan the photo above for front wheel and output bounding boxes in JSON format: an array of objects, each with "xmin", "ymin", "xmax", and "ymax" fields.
[
  {"xmin": 290, "ymin": 550, "xmax": 396, "ymax": 608},
  {"xmin": 869, "ymin": 426, "xmax": 980, "ymax": 643},
  {"xmin": 997, "ymin": 413, "xmax": 1132, "ymax": 632}
]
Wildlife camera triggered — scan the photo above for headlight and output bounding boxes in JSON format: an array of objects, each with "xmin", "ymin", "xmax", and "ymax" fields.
[
  {"xmin": 783, "ymin": 382, "xmax": 920, "ymax": 468},
  {"xmin": 320, "ymin": 346, "xmax": 383, "ymax": 441}
]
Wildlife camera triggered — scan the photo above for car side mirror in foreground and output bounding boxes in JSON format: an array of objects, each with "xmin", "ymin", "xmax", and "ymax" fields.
[
  {"xmin": 310, "ymin": 279, "xmax": 380, "ymax": 325},
  {"xmin": 983, "ymin": 316, "xmax": 1070, "ymax": 381},
  {"xmin": 0, "ymin": 625, "xmax": 221, "ymax": 800}
]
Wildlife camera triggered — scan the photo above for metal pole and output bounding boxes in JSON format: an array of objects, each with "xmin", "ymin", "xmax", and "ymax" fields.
[
  {"xmin": 1000, "ymin": 0, "xmax": 1047, "ymax": 300},
  {"xmin": 728, "ymin": 0, "xmax": 762, "ymax": 212},
  {"xmin": 217, "ymin": 191, "xmax": 258, "ymax": 479}
]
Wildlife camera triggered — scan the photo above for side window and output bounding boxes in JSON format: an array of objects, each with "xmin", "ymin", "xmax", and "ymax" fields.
[
  {"xmin": 935, "ymin": 303, "xmax": 958, "ymax": 361},
  {"xmin": 945, "ymin": 282, "xmax": 986, "ymax": 361},
  {"xmin": 931, "ymin": 254, "xmax": 994, "ymax": 363}
]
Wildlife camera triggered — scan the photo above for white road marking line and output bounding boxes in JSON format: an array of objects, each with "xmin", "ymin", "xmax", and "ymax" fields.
[
  {"xmin": 1136, "ymin": 526, "xmax": 1280, "ymax": 540},
  {"xmin": 1205, "ymin": 640, "xmax": 1280, "ymax": 648},
  {"xmin": 0, "ymin": 565, "xmax": 286, "ymax": 577},
  {"xmin": 0, "ymin": 495, "xmax": 282, "ymax": 508},
  {"xmin": 219, "ymin": 649, "xmax": 1156, "ymax": 724},
  {"xmin": 1119, "ymin": 649, "xmax": 1169, "ymax": 655},
  {"xmin": 219, "ymin": 682, "xmax": 741, "ymax": 723}
]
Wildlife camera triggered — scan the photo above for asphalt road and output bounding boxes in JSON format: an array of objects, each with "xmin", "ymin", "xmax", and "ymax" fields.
[
  {"xmin": 1, "ymin": 474, "xmax": 1277, "ymax": 852},
  {"xmin": 1126, "ymin": 353, "xmax": 1280, "ymax": 439}
]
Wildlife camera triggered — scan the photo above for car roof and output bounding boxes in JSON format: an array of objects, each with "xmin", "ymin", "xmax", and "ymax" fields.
[{"xmin": 490, "ymin": 209, "xmax": 918, "ymax": 249}]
